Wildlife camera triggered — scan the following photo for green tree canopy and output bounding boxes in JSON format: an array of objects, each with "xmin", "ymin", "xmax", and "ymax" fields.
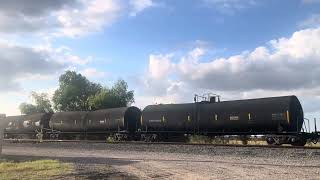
[
  {"xmin": 19, "ymin": 103, "xmax": 37, "ymax": 115},
  {"xmin": 52, "ymin": 71, "xmax": 102, "ymax": 111},
  {"xmin": 19, "ymin": 92, "xmax": 53, "ymax": 115},
  {"xmin": 88, "ymin": 79, "xmax": 134, "ymax": 110}
]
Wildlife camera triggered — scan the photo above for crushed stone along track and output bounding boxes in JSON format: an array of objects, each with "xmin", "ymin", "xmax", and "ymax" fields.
[
  {"xmin": 2, "ymin": 142, "xmax": 320, "ymax": 179},
  {"xmin": 4, "ymin": 138, "xmax": 320, "ymax": 150}
]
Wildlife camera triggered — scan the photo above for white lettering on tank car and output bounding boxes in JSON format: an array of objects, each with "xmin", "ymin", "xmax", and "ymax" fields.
[
  {"xmin": 230, "ymin": 116, "xmax": 239, "ymax": 121},
  {"xmin": 149, "ymin": 119, "xmax": 162, "ymax": 123}
]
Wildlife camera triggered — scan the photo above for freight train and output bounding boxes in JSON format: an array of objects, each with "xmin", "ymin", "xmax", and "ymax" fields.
[{"xmin": 2, "ymin": 95, "xmax": 320, "ymax": 146}]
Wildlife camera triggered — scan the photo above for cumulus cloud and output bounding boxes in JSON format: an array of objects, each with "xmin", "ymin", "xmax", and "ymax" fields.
[
  {"xmin": 202, "ymin": 0, "xmax": 258, "ymax": 14},
  {"xmin": 80, "ymin": 68, "xmax": 108, "ymax": 78},
  {"xmin": 0, "ymin": 40, "xmax": 95, "ymax": 92},
  {"xmin": 148, "ymin": 54, "xmax": 174, "ymax": 79},
  {"xmin": 56, "ymin": 0, "xmax": 121, "ymax": 37},
  {"xmin": 179, "ymin": 28, "xmax": 320, "ymax": 91},
  {"xmin": 0, "ymin": 0, "xmax": 76, "ymax": 34},
  {"xmin": 0, "ymin": 0, "xmax": 77, "ymax": 16},
  {"xmin": 299, "ymin": 14, "xmax": 320, "ymax": 28},
  {"xmin": 47, "ymin": 46, "xmax": 92, "ymax": 65},
  {"xmin": 135, "ymin": 27, "xmax": 320, "ymax": 112},
  {"xmin": 0, "ymin": 0, "xmax": 121, "ymax": 37},
  {"xmin": 0, "ymin": 42, "xmax": 64, "ymax": 91},
  {"xmin": 0, "ymin": 0, "xmax": 159, "ymax": 37},
  {"xmin": 129, "ymin": 0, "xmax": 155, "ymax": 17}
]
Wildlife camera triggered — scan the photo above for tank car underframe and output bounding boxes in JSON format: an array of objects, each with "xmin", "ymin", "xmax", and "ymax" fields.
[
  {"xmin": 45, "ymin": 130, "xmax": 135, "ymax": 141},
  {"xmin": 4, "ymin": 132, "xmax": 37, "ymax": 139},
  {"xmin": 138, "ymin": 130, "xmax": 319, "ymax": 146}
]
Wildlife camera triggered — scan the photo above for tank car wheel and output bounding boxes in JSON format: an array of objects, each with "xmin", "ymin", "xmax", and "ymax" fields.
[
  {"xmin": 266, "ymin": 137, "xmax": 281, "ymax": 145},
  {"xmin": 312, "ymin": 139, "xmax": 318, "ymax": 144},
  {"xmin": 290, "ymin": 138, "xmax": 307, "ymax": 146},
  {"xmin": 266, "ymin": 137, "xmax": 275, "ymax": 145},
  {"xmin": 150, "ymin": 134, "xmax": 158, "ymax": 142}
]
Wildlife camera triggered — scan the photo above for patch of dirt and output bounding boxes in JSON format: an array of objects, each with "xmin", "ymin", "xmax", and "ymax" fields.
[{"xmin": 2, "ymin": 142, "xmax": 320, "ymax": 179}]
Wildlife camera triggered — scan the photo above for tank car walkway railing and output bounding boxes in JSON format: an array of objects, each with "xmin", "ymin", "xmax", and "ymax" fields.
[{"xmin": 303, "ymin": 118, "xmax": 319, "ymax": 133}]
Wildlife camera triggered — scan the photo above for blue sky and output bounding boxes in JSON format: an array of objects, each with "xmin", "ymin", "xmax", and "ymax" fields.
[
  {"xmin": 0, "ymin": 0, "xmax": 320, "ymax": 131},
  {"xmin": 48, "ymin": 0, "xmax": 319, "ymax": 80}
]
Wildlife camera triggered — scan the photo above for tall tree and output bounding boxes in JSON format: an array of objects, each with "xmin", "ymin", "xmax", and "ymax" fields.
[
  {"xmin": 52, "ymin": 71, "xmax": 102, "ymax": 111},
  {"xmin": 19, "ymin": 103, "xmax": 37, "ymax": 115},
  {"xmin": 31, "ymin": 92, "xmax": 53, "ymax": 113},
  {"xmin": 88, "ymin": 79, "xmax": 134, "ymax": 110},
  {"xmin": 111, "ymin": 79, "xmax": 134, "ymax": 106},
  {"xmin": 19, "ymin": 92, "xmax": 53, "ymax": 114}
]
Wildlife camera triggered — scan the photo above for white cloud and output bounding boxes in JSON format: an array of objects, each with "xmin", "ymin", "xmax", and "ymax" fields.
[
  {"xmin": 302, "ymin": 0, "xmax": 320, "ymax": 4},
  {"xmin": 178, "ymin": 28, "xmax": 320, "ymax": 91},
  {"xmin": 299, "ymin": 14, "xmax": 320, "ymax": 28},
  {"xmin": 0, "ymin": 0, "xmax": 159, "ymax": 37},
  {"xmin": 0, "ymin": 42, "xmax": 64, "ymax": 91},
  {"xmin": 135, "ymin": 27, "xmax": 320, "ymax": 113},
  {"xmin": 36, "ymin": 44, "xmax": 92, "ymax": 66},
  {"xmin": 0, "ymin": 0, "xmax": 121, "ymax": 37},
  {"xmin": 149, "ymin": 54, "xmax": 174, "ymax": 79},
  {"xmin": 202, "ymin": 0, "xmax": 258, "ymax": 14},
  {"xmin": 0, "ymin": 39, "xmax": 98, "ymax": 92},
  {"xmin": 80, "ymin": 68, "xmax": 108, "ymax": 78},
  {"xmin": 129, "ymin": 0, "xmax": 155, "ymax": 17},
  {"xmin": 56, "ymin": 0, "xmax": 121, "ymax": 37}
]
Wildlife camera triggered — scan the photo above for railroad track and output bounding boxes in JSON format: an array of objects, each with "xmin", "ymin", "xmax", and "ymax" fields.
[{"xmin": 4, "ymin": 138, "xmax": 320, "ymax": 149}]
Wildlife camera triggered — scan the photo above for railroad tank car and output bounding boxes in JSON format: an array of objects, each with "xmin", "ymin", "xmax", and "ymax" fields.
[
  {"xmin": 141, "ymin": 103, "xmax": 195, "ymax": 133},
  {"xmin": 4, "ymin": 113, "xmax": 52, "ymax": 138},
  {"xmin": 86, "ymin": 106, "xmax": 141, "ymax": 134},
  {"xmin": 48, "ymin": 106, "xmax": 141, "ymax": 139},
  {"xmin": 49, "ymin": 111, "xmax": 87, "ymax": 132},
  {"xmin": 141, "ymin": 96, "xmax": 304, "ymax": 143},
  {"xmin": 197, "ymin": 95, "xmax": 303, "ymax": 133}
]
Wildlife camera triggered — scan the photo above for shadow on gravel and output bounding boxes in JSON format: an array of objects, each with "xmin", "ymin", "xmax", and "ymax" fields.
[
  {"xmin": 3, "ymin": 154, "xmax": 319, "ymax": 169},
  {"xmin": 1, "ymin": 155, "xmax": 139, "ymax": 180}
]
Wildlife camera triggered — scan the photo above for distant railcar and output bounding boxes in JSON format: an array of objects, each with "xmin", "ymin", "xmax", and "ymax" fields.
[
  {"xmin": 4, "ymin": 113, "xmax": 51, "ymax": 139},
  {"xmin": 48, "ymin": 106, "xmax": 141, "ymax": 139}
]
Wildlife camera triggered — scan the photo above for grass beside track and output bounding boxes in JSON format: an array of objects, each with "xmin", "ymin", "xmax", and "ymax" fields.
[
  {"xmin": 188, "ymin": 135, "xmax": 320, "ymax": 147},
  {"xmin": 0, "ymin": 159, "xmax": 73, "ymax": 180}
]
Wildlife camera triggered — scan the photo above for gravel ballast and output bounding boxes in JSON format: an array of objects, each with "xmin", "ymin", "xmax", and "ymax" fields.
[{"xmin": 2, "ymin": 142, "xmax": 320, "ymax": 179}]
